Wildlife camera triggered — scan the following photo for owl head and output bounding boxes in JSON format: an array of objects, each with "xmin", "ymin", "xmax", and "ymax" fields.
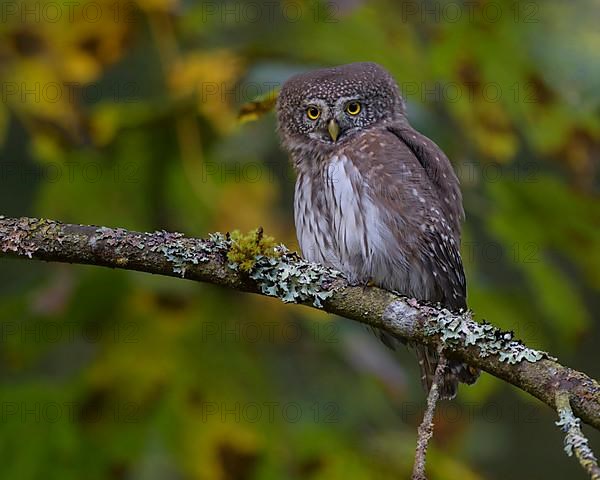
[{"xmin": 276, "ymin": 62, "xmax": 405, "ymax": 154}]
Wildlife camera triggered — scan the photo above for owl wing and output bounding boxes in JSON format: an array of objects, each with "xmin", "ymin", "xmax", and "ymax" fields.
[
  {"xmin": 388, "ymin": 122, "xmax": 466, "ymax": 310},
  {"xmin": 348, "ymin": 127, "xmax": 476, "ymax": 397},
  {"xmin": 351, "ymin": 127, "xmax": 466, "ymax": 310},
  {"xmin": 388, "ymin": 121, "xmax": 464, "ymax": 232},
  {"xmin": 420, "ymin": 218, "xmax": 467, "ymax": 311}
]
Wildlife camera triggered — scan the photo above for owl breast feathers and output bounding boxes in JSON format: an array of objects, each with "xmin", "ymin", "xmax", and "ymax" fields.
[{"xmin": 276, "ymin": 62, "xmax": 478, "ymax": 399}]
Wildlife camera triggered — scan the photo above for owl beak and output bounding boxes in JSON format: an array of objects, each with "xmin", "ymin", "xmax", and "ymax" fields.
[{"xmin": 327, "ymin": 119, "xmax": 340, "ymax": 142}]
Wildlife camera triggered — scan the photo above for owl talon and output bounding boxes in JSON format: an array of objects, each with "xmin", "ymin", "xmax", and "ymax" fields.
[
  {"xmin": 346, "ymin": 278, "xmax": 373, "ymax": 290},
  {"xmin": 362, "ymin": 279, "xmax": 375, "ymax": 292}
]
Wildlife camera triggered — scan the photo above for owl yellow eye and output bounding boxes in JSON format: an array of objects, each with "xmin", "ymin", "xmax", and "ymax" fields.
[
  {"xmin": 306, "ymin": 106, "xmax": 321, "ymax": 120},
  {"xmin": 346, "ymin": 101, "xmax": 361, "ymax": 115}
]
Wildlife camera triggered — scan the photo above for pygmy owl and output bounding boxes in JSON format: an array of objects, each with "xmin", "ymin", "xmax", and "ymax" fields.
[{"xmin": 276, "ymin": 62, "xmax": 478, "ymax": 399}]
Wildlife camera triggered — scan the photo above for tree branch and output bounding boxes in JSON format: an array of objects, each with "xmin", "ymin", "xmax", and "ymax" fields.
[
  {"xmin": 1, "ymin": 216, "xmax": 599, "ymax": 434},
  {"xmin": 412, "ymin": 348, "xmax": 447, "ymax": 480},
  {"xmin": 556, "ymin": 391, "xmax": 600, "ymax": 479}
]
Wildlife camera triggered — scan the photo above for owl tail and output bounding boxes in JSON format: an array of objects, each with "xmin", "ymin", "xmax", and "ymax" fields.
[
  {"xmin": 415, "ymin": 345, "xmax": 480, "ymax": 400},
  {"xmin": 372, "ymin": 328, "xmax": 479, "ymax": 399}
]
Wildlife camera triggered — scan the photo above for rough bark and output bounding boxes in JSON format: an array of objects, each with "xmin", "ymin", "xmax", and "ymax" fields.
[{"xmin": 1, "ymin": 216, "xmax": 599, "ymax": 433}]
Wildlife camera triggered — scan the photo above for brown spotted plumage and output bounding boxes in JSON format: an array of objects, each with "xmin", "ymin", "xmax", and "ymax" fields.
[{"xmin": 276, "ymin": 62, "xmax": 478, "ymax": 399}]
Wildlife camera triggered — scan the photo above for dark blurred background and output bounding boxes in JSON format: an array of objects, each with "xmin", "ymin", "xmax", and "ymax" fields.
[{"xmin": 0, "ymin": 0, "xmax": 599, "ymax": 479}]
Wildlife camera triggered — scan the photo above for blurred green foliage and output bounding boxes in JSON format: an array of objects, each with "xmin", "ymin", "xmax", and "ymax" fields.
[{"xmin": 0, "ymin": 0, "xmax": 599, "ymax": 479}]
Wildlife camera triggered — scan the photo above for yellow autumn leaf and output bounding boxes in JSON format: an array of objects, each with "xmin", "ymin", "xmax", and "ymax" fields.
[{"xmin": 238, "ymin": 88, "xmax": 280, "ymax": 124}]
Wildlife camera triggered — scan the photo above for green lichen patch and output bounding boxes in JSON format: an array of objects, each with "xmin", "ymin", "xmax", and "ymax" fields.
[
  {"xmin": 555, "ymin": 392, "xmax": 599, "ymax": 470},
  {"xmin": 146, "ymin": 230, "xmax": 228, "ymax": 278},
  {"xmin": 426, "ymin": 311, "xmax": 554, "ymax": 364},
  {"xmin": 227, "ymin": 228, "xmax": 280, "ymax": 272},
  {"xmin": 0, "ymin": 217, "xmax": 62, "ymax": 258},
  {"xmin": 95, "ymin": 227, "xmax": 131, "ymax": 247},
  {"xmin": 556, "ymin": 404, "xmax": 589, "ymax": 456},
  {"xmin": 225, "ymin": 228, "xmax": 340, "ymax": 307},
  {"xmin": 94, "ymin": 226, "xmax": 159, "ymax": 252},
  {"xmin": 248, "ymin": 247, "xmax": 341, "ymax": 307},
  {"xmin": 91, "ymin": 227, "xmax": 230, "ymax": 278}
]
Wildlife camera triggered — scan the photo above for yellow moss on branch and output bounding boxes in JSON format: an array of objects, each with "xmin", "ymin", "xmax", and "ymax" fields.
[{"xmin": 226, "ymin": 227, "xmax": 281, "ymax": 272}]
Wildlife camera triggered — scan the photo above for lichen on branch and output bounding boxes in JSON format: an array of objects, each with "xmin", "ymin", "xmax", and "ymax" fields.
[
  {"xmin": 1, "ymin": 215, "xmax": 600, "ymax": 435},
  {"xmin": 555, "ymin": 391, "xmax": 600, "ymax": 479},
  {"xmin": 427, "ymin": 308, "xmax": 554, "ymax": 364}
]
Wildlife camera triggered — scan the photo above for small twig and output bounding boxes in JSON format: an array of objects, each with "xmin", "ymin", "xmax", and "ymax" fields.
[
  {"xmin": 555, "ymin": 390, "xmax": 600, "ymax": 480},
  {"xmin": 412, "ymin": 349, "xmax": 448, "ymax": 480}
]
